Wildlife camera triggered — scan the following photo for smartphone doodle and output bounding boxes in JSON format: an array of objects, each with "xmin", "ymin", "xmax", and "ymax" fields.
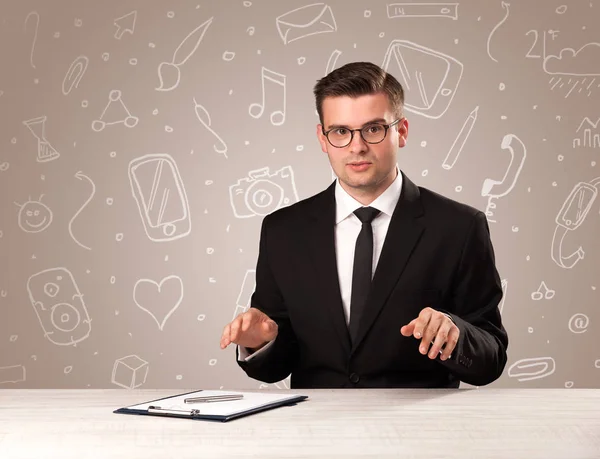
[
  {"xmin": 128, "ymin": 154, "xmax": 191, "ymax": 242},
  {"xmin": 481, "ymin": 133, "xmax": 527, "ymax": 222},
  {"xmin": 551, "ymin": 176, "xmax": 600, "ymax": 269},
  {"xmin": 26, "ymin": 267, "xmax": 91, "ymax": 346},
  {"xmin": 381, "ymin": 39, "xmax": 463, "ymax": 119}
]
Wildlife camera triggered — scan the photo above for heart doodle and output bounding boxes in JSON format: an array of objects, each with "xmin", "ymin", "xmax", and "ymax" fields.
[{"xmin": 133, "ymin": 275, "xmax": 183, "ymax": 330}]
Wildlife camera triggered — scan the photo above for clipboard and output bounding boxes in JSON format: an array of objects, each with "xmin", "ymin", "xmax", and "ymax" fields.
[{"xmin": 113, "ymin": 389, "xmax": 308, "ymax": 422}]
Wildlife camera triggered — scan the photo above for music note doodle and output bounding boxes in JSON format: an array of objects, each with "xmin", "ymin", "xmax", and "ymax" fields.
[{"xmin": 249, "ymin": 67, "xmax": 287, "ymax": 126}]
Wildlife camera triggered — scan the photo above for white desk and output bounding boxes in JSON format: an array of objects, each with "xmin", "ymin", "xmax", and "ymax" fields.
[{"xmin": 1, "ymin": 389, "xmax": 599, "ymax": 458}]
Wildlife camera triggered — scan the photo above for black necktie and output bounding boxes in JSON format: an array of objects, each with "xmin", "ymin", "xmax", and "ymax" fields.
[{"xmin": 349, "ymin": 206, "xmax": 380, "ymax": 343}]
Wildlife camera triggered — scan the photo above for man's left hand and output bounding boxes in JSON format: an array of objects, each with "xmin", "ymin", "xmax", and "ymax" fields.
[{"xmin": 400, "ymin": 307, "xmax": 459, "ymax": 361}]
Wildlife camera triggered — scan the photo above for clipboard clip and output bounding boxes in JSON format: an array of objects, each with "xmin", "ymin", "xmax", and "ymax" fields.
[{"xmin": 147, "ymin": 405, "xmax": 201, "ymax": 416}]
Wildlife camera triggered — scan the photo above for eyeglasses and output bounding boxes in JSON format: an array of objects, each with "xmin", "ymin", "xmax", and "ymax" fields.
[{"xmin": 322, "ymin": 118, "xmax": 402, "ymax": 148}]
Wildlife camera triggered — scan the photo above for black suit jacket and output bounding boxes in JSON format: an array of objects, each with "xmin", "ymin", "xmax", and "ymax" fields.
[{"xmin": 237, "ymin": 171, "xmax": 508, "ymax": 389}]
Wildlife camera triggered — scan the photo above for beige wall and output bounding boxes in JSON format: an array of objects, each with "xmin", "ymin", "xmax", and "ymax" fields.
[{"xmin": 1, "ymin": 0, "xmax": 599, "ymax": 390}]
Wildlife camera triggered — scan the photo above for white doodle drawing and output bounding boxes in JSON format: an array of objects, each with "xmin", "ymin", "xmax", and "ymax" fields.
[
  {"xmin": 62, "ymin": 55, "xmax": 89, "ymax": 95},
  {"xmin": 259, "ymin": 378, "xmax": 290, "ymax": 390},
  {"xmin": 229, "ymin": 166, "xmax": 299, "ymax": 218},
  {"xmin": 568, "ymin": 313, "xmax": 589, "ymax": 334},
  {"xmin": 68, "ymin": 171, "xmax": 96, "ymax": 250},
  {"xmin": 14, "ymin": 194, "xmax": 53, "ymax": 233},
  {"xmin": 481, "ymin": 133, "xmax": 526, "ymax": 223},
  {"xmin": 531, "ymin": 281, "xmax": 555, "ymax": 300},
  {"xmin": 128, "ymin": 153, "xmax": 191, "ymax": 242},
  {"xmin": 526, "ymin": 29, "xmax": 600, "ymax": 97},
  {"xmin": 114, "ymin": 11, "xmax": 137, "ymax": 39},
  {"xmin": 499, "ymin": 278, "xmax": 507, "ymax": 314},
  {"xmin": 24, "ymin": 11, "xmax": 39, "ymax": 69},
  {"xmin": 276, "ymin": 3, "xmax": 337, "ymax": 45},
  {"xmin": 325, "ymin": 49, "xmax": 342, "ymax": 75},
  {"xmin": 133, "ymin": 275, "xmax": 183, "ymax": 330},
  {"xmin": 442, "ymin": 106, "xmax": 478, "ymax": 170},
  {"xmin": 551, "ymin": 177, "xmax": 600, "ymax": 269},
  {"xmin": 26, "ymin": 267, "xmax": 92, "ymax": 346},
  {"xmin": 111, "ymin": 354, "xmax": 149, "ymax": 389},
  {"xmin": 0, "ymin": 162, "xmax": 8, "ymax": 172},
  {"xmin": 573, "ymin": 117, "xmax": 600, "ymax": 148},
  {"xmin": 249, "ymin": 67, "xmax": 287, "ymax": 126},
  {"xmin": 0, "ymin": 365, "xmax": 26, "ymax": 384},
  {"xmin": 544, "ymin": 41, "xmax": 600, "ymax": 76},
  {"xmin": 508, "ymin": 357, "xmax": 555, "ymax": 382},
  {"xmin": 156, "ymin": 16, "xmax": 213, "ymax": 91},
  {"xmin": 23, "ymin": 116, "xmax": 60, "ymax": 162},
  {"xmin": 382, "ymin": 40, "xmax": 463, "ymax": 119},
  {"xmin": 232, "ymin": 269, "xmax": 256, "ymax": 321},
  {"xmin": 387, "ymin": 3, "xmax": 458, "ymax": 19},
  {"xmin": 92, "ymin": 90, "xmax": 138, "ymax": 132},
  {"xmin": 193, "ymin": 97, "xmax": 228, "ymax": 158},
  {"xmin": 486, "ymin": 1, "xmax": 510, "ymax": 63}
]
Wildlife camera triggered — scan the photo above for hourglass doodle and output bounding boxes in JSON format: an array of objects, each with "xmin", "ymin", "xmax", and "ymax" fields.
[{"xmin": 22, "ymin": 116, "xmax": 61, "ymax": 162}]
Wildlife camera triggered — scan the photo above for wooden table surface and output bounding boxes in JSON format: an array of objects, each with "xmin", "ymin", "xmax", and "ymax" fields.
[{"xmin": 1, "ymin": 388, "xmax": 599, "ymax": 458}]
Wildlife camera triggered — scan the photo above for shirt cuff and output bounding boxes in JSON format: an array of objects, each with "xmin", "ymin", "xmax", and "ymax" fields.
[{"xmin": 237, "ymin": 338, "xmax": 276, "ymax": 361}]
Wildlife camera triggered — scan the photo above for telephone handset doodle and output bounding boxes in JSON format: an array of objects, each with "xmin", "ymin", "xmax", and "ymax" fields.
[
  {"xmin": 551, "ymin": 177, "xmax": 600, "ymax": 269},
  {"xmin": 482, "ymin": 134, "xmax": 527, "ymax": 221}
]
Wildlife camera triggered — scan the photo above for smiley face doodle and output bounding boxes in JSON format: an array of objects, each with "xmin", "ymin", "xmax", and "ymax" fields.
[{"xmin": 14, "ymin": 195, "xmax": 53, "ymax": 233}]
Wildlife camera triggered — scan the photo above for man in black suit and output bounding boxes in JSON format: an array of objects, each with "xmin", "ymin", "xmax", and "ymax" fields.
[{"xmin": 220, "ymin": 62, "xmax": 508, "ymax": 389}]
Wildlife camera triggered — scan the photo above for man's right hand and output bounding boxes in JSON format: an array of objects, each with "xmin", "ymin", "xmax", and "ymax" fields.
[{"xmin": 220, "ymin": 307, "xmax": 278, "ymax": 351}]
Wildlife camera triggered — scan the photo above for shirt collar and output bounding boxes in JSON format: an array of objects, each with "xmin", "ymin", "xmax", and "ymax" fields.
[{"xmin": 335, "ymin": 166, "xmax": 403, "ymax": 224}]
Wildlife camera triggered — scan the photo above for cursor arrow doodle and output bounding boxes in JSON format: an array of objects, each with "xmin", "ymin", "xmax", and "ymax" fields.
[{"xmin": 114, "ymin": 11, "xmax": 137, "ymax": 40}]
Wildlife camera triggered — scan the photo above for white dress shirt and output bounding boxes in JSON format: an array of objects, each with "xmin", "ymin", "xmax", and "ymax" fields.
[{"xmin": 237, "ymin": 167, "xmax": 448, "ymax": 361}]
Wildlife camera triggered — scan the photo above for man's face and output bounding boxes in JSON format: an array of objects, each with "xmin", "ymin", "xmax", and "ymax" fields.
[{"xmin": 316, "ymin": 92, "xmax": 408, "ymax": 197}]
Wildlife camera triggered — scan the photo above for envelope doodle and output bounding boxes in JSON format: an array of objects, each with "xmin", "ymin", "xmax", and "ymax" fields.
[{"xmin": 276, "ymin": 3, "xmax": 337, "ymax": 45}]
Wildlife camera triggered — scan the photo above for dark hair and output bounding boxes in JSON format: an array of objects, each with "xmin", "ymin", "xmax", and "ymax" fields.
[{"xmin": 313, "ymin": 61, "xmax": 404, "ymax": 125}]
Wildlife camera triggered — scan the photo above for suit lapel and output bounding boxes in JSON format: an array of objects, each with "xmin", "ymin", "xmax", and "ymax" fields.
[
  {"xmin": 351, "ymin": 171, "xmax": 425, "ymax": 353},
  {"xmin": 304, "ymin": 182, "xmax": 352, "ymax": 354}
]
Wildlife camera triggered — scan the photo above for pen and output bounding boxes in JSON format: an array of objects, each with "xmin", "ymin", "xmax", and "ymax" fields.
[{"xmin": 184, "ymin": 394, "xmax": 244, "ymax": 404}]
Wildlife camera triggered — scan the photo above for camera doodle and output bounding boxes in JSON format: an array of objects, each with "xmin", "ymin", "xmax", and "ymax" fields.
[{"xmin": 229, "ymin": 166, "xmax": 299, "ymax": 219}]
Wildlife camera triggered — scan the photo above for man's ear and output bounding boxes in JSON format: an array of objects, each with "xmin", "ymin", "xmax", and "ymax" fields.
[
  {"xmin": 397, "ymin": 118, "xmax": 409, "ymax": 148},
  {"xmin": 316, "ymin": 124, "xmax": 328, "ymax": 153}
]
